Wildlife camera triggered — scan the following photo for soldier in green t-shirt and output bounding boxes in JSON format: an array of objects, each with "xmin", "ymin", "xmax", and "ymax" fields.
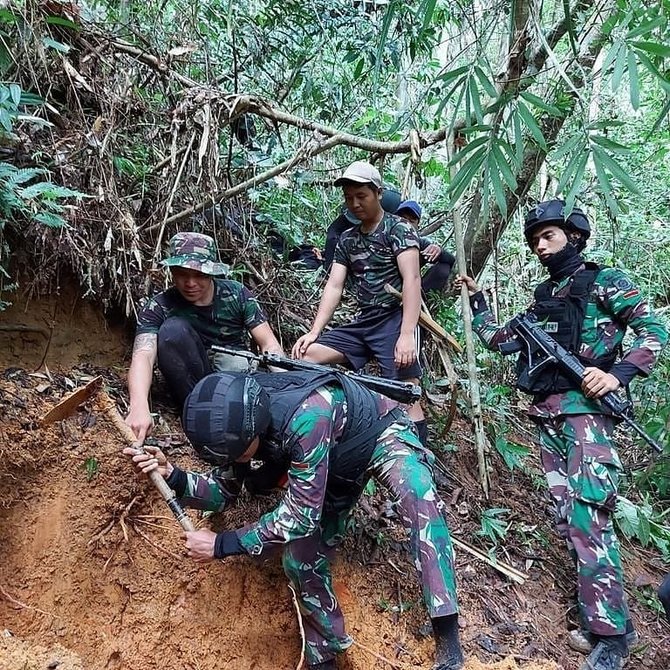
[
  {"xmin": 292, "ymin": 161, "xmax": 429, "ymax": 443},
  {"xmin": 125, "ymin": 232, "xmax": 283, "ymax": 443}
]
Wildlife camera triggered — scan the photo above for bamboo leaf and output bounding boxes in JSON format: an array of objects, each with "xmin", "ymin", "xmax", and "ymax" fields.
[
  {"xmin": 419, "ymin": 0, "xmax": 438, "ymax": 32},
  {"xmin": 555, "ymin": 145, "xmax": 587, "ymax": 195},
  {"xmin": 45, "ymin": 16, "xmax": 79, "ymax": 30},
  {"xmin": 448, "ymin": 146, "xmax": 487, "ymax": 204},
  {"xmin": 519, "ymin": 91, "xmax": 562, "ymax": 117},
  {"xmin": 562, "ymin": 152, "xmax": 588, "ymax": 215},
  {"xmin": 8, "ymin": 83, "xmax": 20, "ymax": 106},
  {"xmin": 611, "ymin": 45, "xmax": 627, "ymax": 90},
  {"xmin": 488, "ymin": 153, "xmax": 508, "ymax": 217},
  {"xmin": 492, "ymin": 143, "xmax": 517, "ymax": 191},
  {"xmin": 636, "ymin": 52, "xmax": 670, "ymax": 94},
  {"xmin": 593, "ymin": 146, "xmax": 640, "ymax": 194},
  {"xmin": 592, "ymin": 154, "xmax": 619, "ymax": 216},
  {"xmin": 625, "ymin": 17, "xmax": 666, "ymax": 39},
  {"xmin": 589, "ymin": 135, "xmax": 632, "ymax": 153},
  {"xmin": 474, "ymin": 66, "xmax": 498, "ymax": 98},
  {"xmin": 438, "ymin": 65, "xmax": 470, "ymax": 84},
  {"xmin": 445, "ymin": 135, "xmax": 489, "ymax": 167},
  {"xmin": 627, "ymin": 49, "xmax": 640, "ymax": 110},
  {"xmin": 517, "ymin": 101, "xmax": 547, "ymax": 150},
  {"xmin": 468, "ymin": 75, "xmax": 484, "ymax": 123},
  {"xmin": 601, "ymin": 41, "xmax": 622, "ymax": 80},
  {"xmin": 512, "ymin": 109, "xmax": 523, "ymax": 165},
  {"xmin": 552, "ymin": 135, "xmax": 582, "ymax": 162},
  {"xmin": 630, "ymin": 41, "xmax": 670, "ymax": 58}
]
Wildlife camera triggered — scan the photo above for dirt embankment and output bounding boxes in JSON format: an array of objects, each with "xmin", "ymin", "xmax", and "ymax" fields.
[{"xmin": 0, "ymin": 295, "xmax": 668, "ymax": 670}]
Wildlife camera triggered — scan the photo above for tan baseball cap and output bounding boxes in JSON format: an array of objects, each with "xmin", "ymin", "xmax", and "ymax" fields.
[{"xmin": 334, "ymin": 161, "xmax": 382, "ymax": 188}]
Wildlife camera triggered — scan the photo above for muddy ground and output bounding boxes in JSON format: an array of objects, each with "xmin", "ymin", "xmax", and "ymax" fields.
[{"xmin": 0, "ymin": 292, "xmax": 668, "ymax": 670}]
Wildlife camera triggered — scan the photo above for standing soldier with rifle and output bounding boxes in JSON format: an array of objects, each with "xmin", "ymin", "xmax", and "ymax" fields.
[{"xmin": 455, "ymin": 199, "xmax": 667, "ymax": 670}]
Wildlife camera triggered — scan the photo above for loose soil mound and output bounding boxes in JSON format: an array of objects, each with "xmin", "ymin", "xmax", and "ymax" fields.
[{"xmin": 0, "ymin": 325, "xmax": 668, "ymax": 669}]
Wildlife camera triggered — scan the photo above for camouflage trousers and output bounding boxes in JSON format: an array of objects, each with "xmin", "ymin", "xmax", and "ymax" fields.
[
  {"xmin": 282, "ymin": 422, "xmax": 459, "ymax": 665},
  {"xmin": 536, "ymin": 413, "xmax": 628, "ymax": 636}
]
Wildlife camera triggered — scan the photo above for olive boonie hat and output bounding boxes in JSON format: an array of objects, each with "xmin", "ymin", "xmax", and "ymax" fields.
[{"xmin": 162, "ymin": 232, "xmax": 229, "ymax": 276}]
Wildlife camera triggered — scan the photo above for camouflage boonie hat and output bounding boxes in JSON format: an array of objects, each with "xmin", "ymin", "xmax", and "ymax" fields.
[{"xmin": 162, "ymin": 232, "xmax": 229, "ymax": 276}]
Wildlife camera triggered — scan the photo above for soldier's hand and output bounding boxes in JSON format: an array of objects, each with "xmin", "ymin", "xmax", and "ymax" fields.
[
  {"xmin": 125, "ymin": 405, "xmax": 154, "ymax": 443},
  {"xmin": 122, "ymin": 445, "xmax": 172, "ymax": 479},
  {"xmin": 292, "ymin": 331, "xmax": 319, "ymax": 359},
  {"xmin": 422, "ymin": 244, "xmax": 442, "ymax": 263},
  {"xmin": 394, "ymin": 332, "xmax": 416, "ymax": 368},
  {"xmin": 183, "ymin": 528, "xmax": 216, "ymax": 563},
  {"xmin": 453, "ymin": 274, "xmax": 479, "ymax": 296},
  {"xmin": 582, "ymin": 368, "xmax": 620, "ymax": 398}
]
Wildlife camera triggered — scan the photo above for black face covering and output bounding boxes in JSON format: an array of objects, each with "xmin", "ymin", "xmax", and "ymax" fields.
[{"xmin": 539, "ymin": 229, "xmax": 586, "ymax": 280}]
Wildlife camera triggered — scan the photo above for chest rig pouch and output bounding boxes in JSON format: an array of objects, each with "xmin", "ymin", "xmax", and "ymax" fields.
[
  {"xmin": 254, "ymin": 371, "xmax": 405, "ymax": 516},
  {"xmin": 517, "ymin": 263, "xmax": 613, "ymax": 395}
]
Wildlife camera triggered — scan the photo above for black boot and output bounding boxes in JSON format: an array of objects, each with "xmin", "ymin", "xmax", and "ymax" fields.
[
  {"xmin": 307, "ymin": 659, "xmax": 337, "ymax": 670},
  {"xmin": 432, "ymin": 614, "xmax": 464, "ymax": 670}
]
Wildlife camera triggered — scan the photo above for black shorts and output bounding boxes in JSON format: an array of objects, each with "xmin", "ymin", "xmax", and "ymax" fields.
[{"xmin": 316, "ymin": 307, "xmax": 421, "ymax": 380}]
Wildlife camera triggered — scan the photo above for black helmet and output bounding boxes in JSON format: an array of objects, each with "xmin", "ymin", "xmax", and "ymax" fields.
[
  {"xmin": 524, "ymin": 199, "xmax": 591, "ymax": 246},
  {"xmin": 182, "ymin": 373, "xmax": 271, "ymax": 465}
]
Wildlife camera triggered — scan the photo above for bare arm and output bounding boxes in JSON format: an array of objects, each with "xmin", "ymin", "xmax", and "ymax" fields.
[
  {"xmin": 125, "ymin": 333, "xmax": 157, "ymax": 442},
  {"xmin": 292, "ymin": 263, "xmax": 347, "ymax": 358},
  {"xmin": 395, "ymin": 248, "xmax": 421, "ymax": 367},
  {"xmin": 249, "ymin": 322, "xmax": 284, "ymax": 356}
]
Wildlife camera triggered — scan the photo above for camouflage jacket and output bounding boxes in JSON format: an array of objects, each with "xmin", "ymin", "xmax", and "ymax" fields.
[
  {"xmin": 136, "ymin": 279, "xmax": 267, "ymax": 349},
  {"xmin": 470, "ymin": 266, "xmax": 668, "ymax": 417},
  {"xmin": 165, "ymin": 385, "xmax": 399, "ymax": 555},
  {"xmin": 334, "ymin": 212, "xmax": 420, "ymax": 310}
]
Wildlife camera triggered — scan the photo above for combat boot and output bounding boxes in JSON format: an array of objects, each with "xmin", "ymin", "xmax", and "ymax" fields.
[
  {"xmin": 431, "ymin": 614, "xmax": 465, "ymax": 670},
  {"xmin": 568, "ymin": 620, "xmax": 637, "ymax": 655},
  {"xmin": 579, "ymin": 639, "xmax": 627, "ymax": 670},
  {"xmin": 307, "ymin": 659, "xmax": 337, "ymax": 670}
]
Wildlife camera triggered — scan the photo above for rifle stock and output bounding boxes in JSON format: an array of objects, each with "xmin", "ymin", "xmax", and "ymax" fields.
[
  {"xmin": 504, "ymin": 314, "xmax": 664, "ymax": 454},
  {"xmin": 210, "ymin": 347, "xmax": 422, "ymax": 405}
]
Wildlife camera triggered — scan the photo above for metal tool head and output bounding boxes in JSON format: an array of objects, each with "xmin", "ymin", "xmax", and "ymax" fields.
[{"xmin": 41, "ymin": 376, "xmax": 104, "ymax": 425}]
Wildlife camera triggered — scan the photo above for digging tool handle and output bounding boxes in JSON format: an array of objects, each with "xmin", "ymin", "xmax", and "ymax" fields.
[
  {"xmin": 382, "ymin": 283, "xmax": 463, "ymax": 352},
  {"xmin": 104, "ymin": 398, "xmax": 196, "ymax": 532}
]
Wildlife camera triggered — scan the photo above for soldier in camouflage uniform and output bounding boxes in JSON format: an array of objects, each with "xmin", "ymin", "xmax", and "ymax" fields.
[
  {"xmin": 125, "ymin": 232, "xmax": 283, "ymax": 443},
  {"xmin": 292, "ymin": 161, "xmax": 429, "ymax": 444},
  {"xmin": 455, "ymin": 200, "xmax": 667, "ymax": 670},
  {"xmin": 124, "ymin": 370, "xmax": 465, "ymax": 670}
]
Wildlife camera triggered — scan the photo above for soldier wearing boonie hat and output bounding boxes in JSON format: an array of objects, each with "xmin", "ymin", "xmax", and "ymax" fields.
[
  {"xmin": 124, "ymin": 231, "xmax": 283, "ymax": 444},
  {"xmin": 161, "ymin": 232, "xmax": 230, "ymax": 276}
]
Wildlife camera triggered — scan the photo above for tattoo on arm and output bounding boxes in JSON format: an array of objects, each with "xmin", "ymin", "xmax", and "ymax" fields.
[{"xmin": 133, "ymin": 333, "xmax": 157, "ymax": 354}]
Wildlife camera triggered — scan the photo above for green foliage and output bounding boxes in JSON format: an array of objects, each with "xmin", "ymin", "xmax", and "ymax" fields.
[
  {"xmin": 615, "ymin": 495, "xmax": 670, "ymax": 561},
  {"xmin": 0, "ymin": 82, "xmax": 86, "ymax": 308},
  {"xmin": 84, "ymin": 456, "xmax": 100, "ymax": 481},
  {"xmin": 477, "ymin": 507, "xmax": 511, "ymax": 545}
]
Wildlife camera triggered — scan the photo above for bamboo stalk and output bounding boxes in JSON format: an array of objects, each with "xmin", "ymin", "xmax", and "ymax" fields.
[{"xmin": 448, "ymin": 134, "xmax": 491, "ymax": 497}]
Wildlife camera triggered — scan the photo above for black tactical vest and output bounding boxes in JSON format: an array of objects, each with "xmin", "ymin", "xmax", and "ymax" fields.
[
  {"xmin": 252, "ymin": 370, "xmax": 406, "ymax": 514},
  {"xmin": 517, "ymin": 264, "xmax": 618, "ymax": 396}
]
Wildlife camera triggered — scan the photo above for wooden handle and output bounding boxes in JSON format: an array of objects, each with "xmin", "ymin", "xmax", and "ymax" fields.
[
  {"xmin": 103, "ymin": 394, "xmax": 196, "ymax": 532},
  {"xmin": 383, "ymin": 284, "xmax": 463, "ymax": 353}
]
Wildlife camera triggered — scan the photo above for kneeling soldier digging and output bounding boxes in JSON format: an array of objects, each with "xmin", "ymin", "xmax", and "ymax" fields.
[{"xmin": 124, "ymin": 369, "xmax": 464, "ymax": 670}]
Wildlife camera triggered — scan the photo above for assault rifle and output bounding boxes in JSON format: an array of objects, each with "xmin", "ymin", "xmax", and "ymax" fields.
[
  {"xmin": 210, "ymin": 346, "xmax": 422, "ymax": 405},
  {"xmin": 499, "ymin": 313, "xmax": 664, "ymax": 454}
]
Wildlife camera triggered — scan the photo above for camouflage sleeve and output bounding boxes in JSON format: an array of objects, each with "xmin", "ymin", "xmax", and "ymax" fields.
[
  {"xmin": 136, "ymin": 295, "xmax": 167, "ymax": 335},
  {"xmin": 235, "ymin": 283, "xmax": 269, "ymax": 330},
  {"xmin": 333, "ymin": 237, "xmax": 350, "ymax": 267},
  {"xmin": 238, "ymin": 389, "xmax": 338, "ymax": 556},
  {"xmin": 388, "ymin": 217, "xmax": 421, "ymax": 256},
  {"xmin": 470, "ymin": 291, "xmax": 518, "ymax": 350},
  {"xmin": 167, "ymin": 465, "xmax": 243, "ymax": 512},
  {"xmin": 597, "ymin": 268, "xmax": 668, "ymax": 376}
]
